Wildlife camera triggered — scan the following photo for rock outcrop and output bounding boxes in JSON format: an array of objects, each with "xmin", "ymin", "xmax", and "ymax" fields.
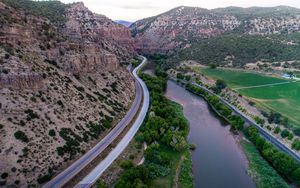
[
  {"xmin": 0, "ymin": 1, "xmax": 136, "ymax": 187},
  {"xmin": 131, "ymin": 6, "xmax": 300, "ymax": 54}
]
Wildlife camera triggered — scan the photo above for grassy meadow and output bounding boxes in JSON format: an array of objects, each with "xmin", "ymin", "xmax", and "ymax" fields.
[{"xmin": 199, "ymin": 68, "xmax": 300, "ymax": 127}]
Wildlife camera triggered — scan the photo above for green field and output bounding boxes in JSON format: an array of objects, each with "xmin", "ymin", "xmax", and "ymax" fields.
[
  {"xmin": 199, "ymin": 68, "xmax": 300, "ymax": 127},
  {"xmin": 200, "ymin": 68, "xmax": 287, "ymax": 88}
]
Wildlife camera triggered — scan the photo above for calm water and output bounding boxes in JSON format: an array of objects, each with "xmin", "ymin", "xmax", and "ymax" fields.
[{"xmin": 165, "ymin": 81, "xmax": 256, "ymax": 188}]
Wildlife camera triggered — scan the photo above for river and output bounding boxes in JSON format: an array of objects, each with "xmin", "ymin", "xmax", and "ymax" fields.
[{"xmin": 165, "ymin": 80, "xmax": 256, "ymax": 188}]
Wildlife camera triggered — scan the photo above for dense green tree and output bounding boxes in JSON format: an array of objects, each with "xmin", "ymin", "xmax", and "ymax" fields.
[
  {"xmin": 281, "ymin": 129, "xmax": 290, "ymax": 138},
  {"xmin": 215, "ymin": 79, "xmax": 227, "ymax": 91}
]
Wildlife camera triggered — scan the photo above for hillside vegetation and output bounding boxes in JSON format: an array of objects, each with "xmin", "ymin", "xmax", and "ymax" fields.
[
  {"xmin": 1, "ymin": 0, "xmax": 67, "ymax": 24},
  {"xmin": 168, "ymin": 34, "xmax": 300, "ymax": 68},
  {"xmin": 213, "ymin": 6, "xmax": 300, "ymax": 19},
  {"xmin": 0, "ymin": 0, "xmax": 135, "ymax": 186},
  {"xmin": 130, "ymin": 5, "xmax": 300, "ymax": 55}
]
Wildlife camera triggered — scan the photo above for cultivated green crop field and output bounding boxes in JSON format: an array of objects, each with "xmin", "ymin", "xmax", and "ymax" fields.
[
  {"xmin": 200, "ymin": 68, "xmax": 287, "ymax": 88},
  {"xmin": 199, "ymin": 68, "xmax": 300, "ymax": 128}
]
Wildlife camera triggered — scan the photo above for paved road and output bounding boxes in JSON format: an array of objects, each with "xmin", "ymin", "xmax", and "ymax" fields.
[
  {"xmin": 171, "ymin": 78, "xmax": 300, "ymax": 163},
  {"xmin": 75, "ymin": 56, "xmax": 150, "ymax": 188},
  {"xmin": 43, "ymin": 56, "xmax": 149, "ymax": 188}
]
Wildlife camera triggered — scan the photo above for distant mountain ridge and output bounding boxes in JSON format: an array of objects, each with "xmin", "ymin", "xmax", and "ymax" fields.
[
  {"xmin": 115, "ymin": 20, "xmax": 133, "ymax": 27},
  {"xmin": 130, "ymin": 5, "xmax": 300, "ymax": 54}
]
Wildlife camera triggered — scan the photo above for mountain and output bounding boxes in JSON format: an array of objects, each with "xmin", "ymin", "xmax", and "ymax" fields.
[
  {"xmin": 130, "ymin": 6, "xmax": 300, "ymax": 55},
  {"xmin": 0, "ymin": 0, "xmax": 136, "ymax": 186},
  {"xmin": 115, "ymin": 20, "xmax": 133, "ymax": 27}
]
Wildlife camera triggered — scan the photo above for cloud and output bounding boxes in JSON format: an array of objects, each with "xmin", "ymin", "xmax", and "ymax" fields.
[
  {"xmin": 60, "ymin": 0, "xmax": 300, "ymax": 21},
  {"xmin": 117, "ymin": 4, "xmax": 160, "ymax": 10}
]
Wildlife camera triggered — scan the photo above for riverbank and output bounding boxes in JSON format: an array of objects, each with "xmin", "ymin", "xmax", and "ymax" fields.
[
  {"xmin": 242, "ymin": 141, "xmax": 289, "ymax": 188},
  {"xmin": 166, "ymin": 80, "xmax": 256, "ymax": 188},
  {"xmin": 184, "ymin": 81, "xmax": 300, "ymax": 187},
  {"xmin": 110, "ymin": 56, "xmax": 193, "ymax": 188}
]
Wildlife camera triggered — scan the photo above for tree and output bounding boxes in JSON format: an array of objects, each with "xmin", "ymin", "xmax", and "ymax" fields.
[
  {"xmin": 215, "ymin": 79, "xmax": 227, "ymax": 91},
  {"xmin": 281, "ymin": 129, "xmax": 290, "ymax": 138},
  {"xmin": 209, "ymin": 63, "xmax": 217, "ymax": 69},
  {"xmin": 292, "ymin": 139, "xmax": 300, "ymax": 151},
  {"xmin": 176, "ymin": 73, "xmax": 184, "ymax": 80},
  {"xmin": 49, "ymin": 129, "xmax": 56, "ymax": 137},
  {"xmin": 292, "ymin": 168, "xmax": 300, "ymax": 184},
  {"xmin": 14, "ymin": 130, "xmax": 29, "ymax": 142},
  {"xmin": 185, "ymin": 75, "xmax": 191, "ymax": 81},
  {"xmin": 120, "ymin": 160, "xmax": 134, "ymax": 170},
  {"xmin": 274, "ymin": 127, "xmax": 281, "ymax": 134},
  {"xmin": 293, "ymin": 128, "xmax": 300, "ymax": 136},
  {"xmin": 115, "ymin": 166, "xmax": 149, "ymax": 188}
]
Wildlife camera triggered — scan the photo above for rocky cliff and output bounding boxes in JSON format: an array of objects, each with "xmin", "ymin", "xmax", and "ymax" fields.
[
  {"xmin": 131, "ymin": 6, "xmax": 300, "ymax": 54},
  {"xmin": 0, "ymin": 1, "xmax": 136, "ymax": 187}
]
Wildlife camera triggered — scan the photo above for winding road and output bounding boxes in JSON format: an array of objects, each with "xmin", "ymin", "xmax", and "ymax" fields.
[
  {"xmin": 43, "ymin": 56, "xmax": 149, "ymax": 188},
  {"xmin": 75, "ymin": 56, "xmax": 150, "ymax": 188}
]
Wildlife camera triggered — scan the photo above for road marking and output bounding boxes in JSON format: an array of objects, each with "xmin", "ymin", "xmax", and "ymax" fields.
[
  {"xmin": 43, "ymin": 57, "xmax": 148, "ymax": 188},
  {"xmin": 75, "ymin": 56, "xmax": 150, "ymax": 188}
]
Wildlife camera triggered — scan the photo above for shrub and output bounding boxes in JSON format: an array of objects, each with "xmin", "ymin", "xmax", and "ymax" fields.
[
  {"xmin": 254, "ymin": 116, "xmax": 265, "ymax": 125},
  {"xmin": 115, "ymin": 166, "xmax": 150, "ymax": 188},
  {"xmin": 56, "ymin": 100, "xmax": 64, "ymax": 108},
  {"xmin": 288, "ymin": 134, "xmax": 294, "ymax": 140},
  {"xmin": 74, "ymin": 85, "xmax": 84, "ymax": 92},
  {"xmin": 292, "ymin": 168, "xmax": 300, "ymax": 184},
  {"xmin": 1, "ymin": 172, "xmax": 8, "ymax": 179},
  {"xmin": 176, "ymin": 73, "xmax": 184, "ymax": 80},
  {"xmin": 292, "ymin": 139, "xmax": 300, "ymax": 151},
  {"xmin": 30, "ymin": 96, "xmax": 37, "ymax": 102},
  {"xmin": 248, "ymin": 101, "xmax": 255, "ymax": 106},
  {"xmin": 24, "ymin": 109, "xmax": 39, "ymax": 121},
  {"xmin": 209, "ymin": 63, "xmax": 217, "ymax": 69},
  {"xmin": 294, "ymin": 128, "xmax": 300, "ymax": 136},
  {"xmin": 274, "ymin": 127, "xmax": 281, "ymax": 134},
  {"xmin": 57, "ymin": 128, "xmax": 82, "ymax": 157},
  {"xmin": 19, "ymin": 120, "xmax": 26, "ymax": 126},
  {"xmin": 14, "ymin": 130, "xmax": 29, "ymax": 142},
  {"xmin": 215, "ymin": 79, "xmax": 227, "ymax": 91},
  {"xmin": 48, "ymin": 129, "xmax": 56, "ymax": 137},
  {"xmin": 44, "ymin": 59, "xmax": 58, "ymax": 68},
  {"xmin": 185, "ymin": 75, "xmax": 191, "ymax": 81},
  {"xmin": 120, "ymin": 160, "xmax": 134, "ymax": 170},
  {"xmin": 37, "ymin": 174, "xmax": 52, "ymax": 184},
  {"xmin": 281, "ymin": 129, "xmax": 290, "ymax": 138},
  {"xmin": 189, "ymin": 143, "xmax": 196, "ymax": 150},
  {"xmin": 73, "ymin": 74, "xmax": 80, "ymax": 80}
]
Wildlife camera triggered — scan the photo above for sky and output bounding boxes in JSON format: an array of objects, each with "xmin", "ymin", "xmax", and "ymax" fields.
[{"xmin": 60, "ymin": 0, "xmax": 300, "ymax": 22}]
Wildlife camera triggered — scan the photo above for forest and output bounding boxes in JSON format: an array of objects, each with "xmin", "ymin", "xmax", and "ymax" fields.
[
  {"xmin": 168, "ymin": 33, "xmax": 300, "ymax": 68},
  {"xmin": 2, "ymin": 0, "xmax": 67, "ymax": 24}
]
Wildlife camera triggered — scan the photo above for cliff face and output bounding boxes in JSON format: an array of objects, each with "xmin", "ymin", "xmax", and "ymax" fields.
[
  {"xmin": 131, "ymin": 6, "xmax": 300, "ymax": 54},
  {"xmin": 64, "ymin": 2, "xmax": 135, "ymax": 60},
  {"xmin": 0, "ymin": 1, "xmax": 136, "ymax": 187}
]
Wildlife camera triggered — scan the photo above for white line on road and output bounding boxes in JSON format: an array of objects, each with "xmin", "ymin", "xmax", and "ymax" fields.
[{"xmin": 75, "ymin": 56, "xmax": 150, "ymax": 188}]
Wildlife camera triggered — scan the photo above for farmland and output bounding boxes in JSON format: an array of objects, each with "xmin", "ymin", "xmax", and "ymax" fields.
[{"xmin": 199, "ymin": 68, "xmax": 300, "ymax": 128}]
